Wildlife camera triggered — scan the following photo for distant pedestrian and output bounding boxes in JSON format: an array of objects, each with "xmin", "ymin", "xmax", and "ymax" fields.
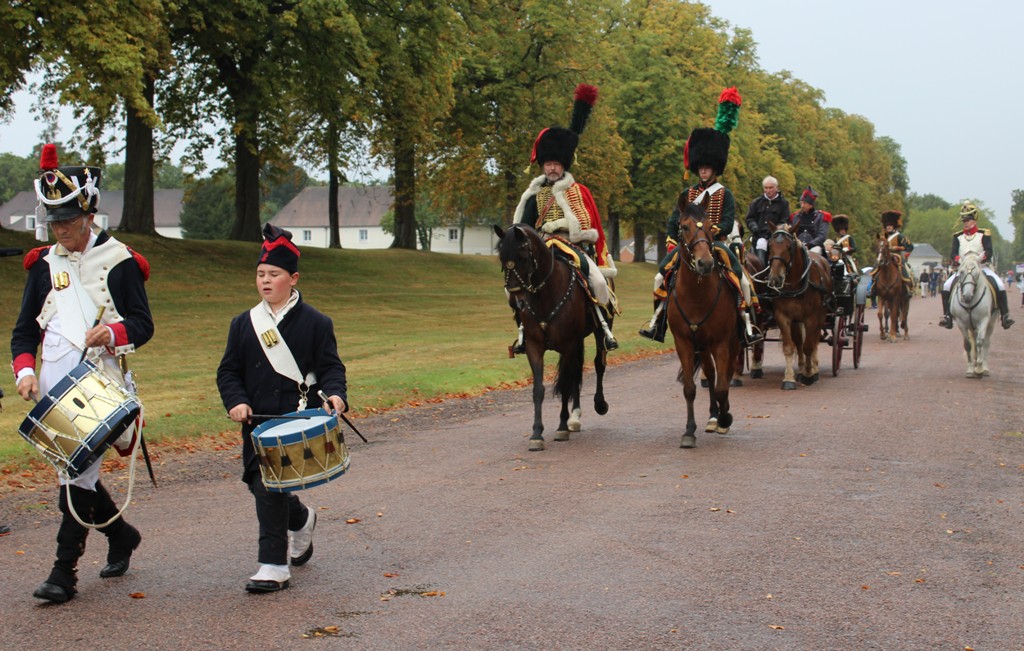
[{"xmin": 919, "ymin": 269, "xmax": 929, "ymax": 298}]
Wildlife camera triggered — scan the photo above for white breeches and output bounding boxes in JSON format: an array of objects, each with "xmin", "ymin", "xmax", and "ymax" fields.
[
  {"xmin": 944, "ymin": 266, "xmax": 1004, "ymax": 291},
  {"xmin": 585, "ymin": 253, "xmax": 611, "ymax": 305}
]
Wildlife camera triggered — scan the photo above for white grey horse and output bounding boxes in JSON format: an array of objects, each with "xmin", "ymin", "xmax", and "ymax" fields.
[{"xmin": 949, "ymin": 252, "xmax": 997, "ymax": 378}]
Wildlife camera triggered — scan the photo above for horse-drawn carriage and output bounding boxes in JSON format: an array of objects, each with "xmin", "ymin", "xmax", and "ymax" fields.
[{"xmin": 744, "ymin": 226, "xmax": 867, "ymax": 385}]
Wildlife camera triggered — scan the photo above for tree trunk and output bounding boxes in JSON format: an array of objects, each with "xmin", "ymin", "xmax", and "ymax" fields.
[
  {"xmin": 390, "ymin": 134, "xmax": 417, "ymax": 249},
  {"xmin": 656, "ymin": 228, "xmax": 666, "ymax": 262},
  {"xmin": 607, "ymin": 207, "xmax": 620, "ymax": 261},
  {"xmin": 633, "ymin": 224, "xmax": 646, "ymax": 263},
  {"xmin": 120, "ymin": 76, "xmax": 156, "ymax": 235},
  {"xmin": 230, "ymin": 126, "xmax": 262, "ymax": 242},
  {"xmin": 327, "ymin": 123, "xmax": 341, "ymax": 249}
]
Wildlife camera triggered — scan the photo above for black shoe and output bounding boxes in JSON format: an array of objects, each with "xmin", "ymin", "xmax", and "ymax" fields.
[
  {"xmin": 604, "ymin": 336, "xmax": 619, "ymax": 351},
  {"xmin": 246, "ymin": 579, "xmax": 289, "ymax": 593},
  {"xmin": 639, "ymin": 326, "xmax": 665, "ymax": 343},
  {"xmin": 744, "ymin": 330, "xmax": 764, "ymax": 346},
  {"xmin": 33, "ymin": 582, "xmax": 75, "ymax": 603},
  {"xmin": 511, "ymin": 341, "xmax": 525, "ymax": 355},
  {"xmin": 101, "ymin": 526, "xmax": 141, "ymax": 578},
  {"xmin": 638, "ymin": 326, "xmax": 655, "ymax": 340},
  {"xmin": 938, "ymin": 314, "xmax": 953, "ymax": 329},
  {"xmin": 1002, "ymin": 314, "xmax": 1014, "ymax": 329}
]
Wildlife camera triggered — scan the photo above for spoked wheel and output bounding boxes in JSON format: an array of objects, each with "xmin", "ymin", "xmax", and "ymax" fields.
[
  {"xmin": 853, "ymin": 303, "xmax": 866, "ymax": 368},
  {"xmin": 831, "ymin": 312, "xmax": 846, "ymax": 376}
]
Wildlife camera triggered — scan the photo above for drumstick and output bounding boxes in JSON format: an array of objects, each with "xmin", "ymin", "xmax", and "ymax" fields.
[
  {"xmin": 78, "ymin": 306, "xmax": 106, "ymax": 364},
  {"xmin": 238, "ymin": 414, "xmax": 313, "ymax": 420},
  {"xmin": 318, "ymin": 390, "xmax": 368, "ymax": 443}
]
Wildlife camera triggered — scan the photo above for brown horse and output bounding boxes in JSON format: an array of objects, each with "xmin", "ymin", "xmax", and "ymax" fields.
[
  {"xmin": 872, "ymin": 237, "xmax": 910, "ymax": 342},
  {"xmin": 666, "ymin": 202, "xmax": 740, "ymax": 448},
  {"xmin": 765, "ymin": 226, "xmax": 833, "ymax": 390},
  {"xmin": 494, "ymin": 224, "xmax": 610, "ymax": 451}
]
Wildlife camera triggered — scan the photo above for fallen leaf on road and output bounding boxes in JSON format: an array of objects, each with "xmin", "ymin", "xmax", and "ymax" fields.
[
  {"xmin": 709, "ymin": 507, "xmax": 721, "ymax": 512},
  {"xmin": 346, "ymin": 518, "xmax": 361, "ymax": 524},
  {"xmin": 769, "ymin": 625, "xmax": 784, "ymax": 630},
  {"xmin": 383, "ymin": 572, "xmax": 399, "ymax": 578},
  {"xmin": 130, "ymin": 592, "xmax": 145, "ymax": 599}
]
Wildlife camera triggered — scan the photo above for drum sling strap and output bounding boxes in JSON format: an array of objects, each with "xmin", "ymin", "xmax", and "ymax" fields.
[
  {"xmin": 45, "ymin": 251, "xmax": 96, "ymax": 352},
  {"xmin": 249, "ymin": 305, "xmax": 317, "ymax": 410}
]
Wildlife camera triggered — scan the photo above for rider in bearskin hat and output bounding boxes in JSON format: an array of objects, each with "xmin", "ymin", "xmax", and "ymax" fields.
[
  {"xmin": 938, "ymin": 201, "xmax": 1014, "ymax": 329},
  {"xmin": 868, "ymin": 210, "xmax": 915, "ymax": 299},
  {"xmin": 511, "ymin": 83, "xmax": 618, "ymax": 353},
  {"xmin": 640, "ymin": 87, "xmax": 761, "ymax": 345}
]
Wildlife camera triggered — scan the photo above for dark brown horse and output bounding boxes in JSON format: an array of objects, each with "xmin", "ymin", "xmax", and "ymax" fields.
[
  {"xmin": 872, "ymin": 237, "xmax": 911, "ymax": 342},
  {"xmin": 494, "ymin": 224, "xmax": 610, "ymax": 451},
  {"xmin": 666, "ymin": 203, "xmax": 740, "ymax": 448},
  {"xmin": 765, "ymin": 226, "xmax": 833, "ymax": 390}
]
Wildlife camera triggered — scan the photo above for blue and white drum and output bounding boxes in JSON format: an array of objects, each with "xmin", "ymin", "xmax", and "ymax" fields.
[
  {"xmin": 252, "ymin": 409, "xmax": 350, "ymax": 492},
  {"xmin": 18, "ymin": 360, "xmax": 141, "ymax": 478}
]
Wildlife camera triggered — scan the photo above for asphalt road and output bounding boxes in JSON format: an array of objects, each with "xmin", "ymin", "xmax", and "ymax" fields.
[{"xmin": 1, "ymin": 296, "xmax": 1022, "ymax": 650}]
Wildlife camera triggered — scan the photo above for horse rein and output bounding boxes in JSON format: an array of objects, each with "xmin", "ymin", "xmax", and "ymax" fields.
[
  {"xmin": 678, "ymin": 219, "xmax": 714, "ymax": 274},
  {"xmin": 503, "ymin": 225, "xmax": 554, "ymax": 294},
  {"xmin": 766, "ymin": 230, "xmax": 817, "ymax": 297},
  {"xmin": 671, "ymin": 218, "xmax": 727, "ymax": 342}
]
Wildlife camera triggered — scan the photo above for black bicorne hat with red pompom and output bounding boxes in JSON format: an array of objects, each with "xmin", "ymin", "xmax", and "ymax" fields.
[
  {"xmin": 530, "ymin": 84, "xmax": 599, "ymax": 171},
  {"xmin": 258, "ymin": 222, "xmax": 300, "ymax": 273},
  {"xmin": 34, "ymin": 143, "xmax": 102, "ymax": 222}
]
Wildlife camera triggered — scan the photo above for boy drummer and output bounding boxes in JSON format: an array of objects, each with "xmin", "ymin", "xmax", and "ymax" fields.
[{"xmin": 216, "ymin": 223, "xmax": 347, "ymax": 593}]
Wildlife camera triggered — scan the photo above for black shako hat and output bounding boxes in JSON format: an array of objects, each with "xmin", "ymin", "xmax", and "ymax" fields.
[
  {"xmin": 34, "ymin": 143, "xmax": 102, "ymax": 222},
  {"xmin": 258, "ymin": 222, "xmax": 300, "ymax": 273}
]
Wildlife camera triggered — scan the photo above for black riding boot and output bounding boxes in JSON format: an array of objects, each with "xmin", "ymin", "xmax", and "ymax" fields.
[
  {"xmin": 756, "ymin": 248, "xmax": 767, "ymax": 267},
  {"xmin": 938, "ymin": 290, "xmax": 953, "ymax": 329},
  {"xmin": 95, "ymin": 481, "xmax": 141, "ymax": 578},
  {"xmin": 34, "ymin": 486, "xmax": 96, "ymax": 603},
  {"xmin": 997, "ymin": 290, "xmax": 1015, "ymax": 329},
  {"xmin": 639, "ymin": 299, "xmax": 667, "ymax": 343}
]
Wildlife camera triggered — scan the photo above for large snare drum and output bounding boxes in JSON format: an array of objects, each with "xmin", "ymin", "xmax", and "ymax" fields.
[
  {"xmin": 19, "ymin": 360, "xmax": 141, "ymax": 478},
  {"xmin": 252, "ymin": 409, "xmax": 350, "ymax": 493}
]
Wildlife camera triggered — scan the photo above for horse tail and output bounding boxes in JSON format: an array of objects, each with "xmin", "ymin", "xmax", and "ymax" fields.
[{"xmin": 553, "ymin": 340, "xmax": 584, "ymax": 399}]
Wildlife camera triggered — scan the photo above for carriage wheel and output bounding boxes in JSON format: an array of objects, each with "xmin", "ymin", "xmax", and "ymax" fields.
[
  {"xmin": 831, "ymin": 312, "xmax": 845, "ymax": 376},
  {"xmin": 853, "ymin": 304, "xmax": 865, "ymax": 368}
]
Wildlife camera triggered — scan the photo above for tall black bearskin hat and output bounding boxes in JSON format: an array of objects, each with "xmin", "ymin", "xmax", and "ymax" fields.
[
  {"xmin": 881, "ymin": 210, "xmax": 902, "ymax": 228},
  {"xmin": 831, "ymin": 214, "xmax": 850, "ymax": 232},
  {"xmin": 258, "ymin": 222, "xmax": 300, "ymax": 273},
  {"xmin": 959, "ymin": 201, "xmax": 979, "ymax": 221},
  {"xmin": 684, "ymin": 87, "xmax": 742, "ymax": 176},
  {"xmin": 33, "ymin": 144, "xmax": 101, "ymax": 222},
  {"xmin": 531, "ymin": 83, "xmax": 599, "ymax": 171}
]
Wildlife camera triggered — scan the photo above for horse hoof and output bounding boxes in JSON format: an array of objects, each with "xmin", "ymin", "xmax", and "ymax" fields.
[
  {"xmin": 705, "ymin": 417, "xmax": 718, "ymax": 432},
  {"xmin": 528, "ymin": 439, "xmax": 545, "ymax": 451},
  {"xmin": 781, "ymin": 381, "xmax": 798, "ymax": 390},
  {"xmin": 680, "ymin": 435, "xmax": 697, "ymax": 448},
  {"xmin": 700, "ymin": 379, "xmax": 709, "ymax": 388},
  {"xmin": 554, "ymin": 430, "xmax": 570, "ymax": 441},
  {"xmin": 751, "ymin": 369, "xmax": 764, "ymax": 379},
  {"xmin": 716, "ymin": 425, "xmax": 730, "ymax": 435},
  {"xmin": 730, "ymin": 378, "xmax": 743, "ymax": 387},
  {"xmin": 567, "ymin": 409, "xmax": 582, "ymax": 432},
  {"xmin": 800, "ymin": 373, "xmax": 819, "ymax": 385},
  {"xmin": 594, "ymin": 400, "xmax": 609, "ymax": 416},
  {"xmin": 982, "ymin": 368, "xmax": 990, "ymax": 377}
]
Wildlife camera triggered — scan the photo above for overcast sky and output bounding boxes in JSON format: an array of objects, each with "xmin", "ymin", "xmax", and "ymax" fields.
[
  {"xmin": 1, "ymin": 1, "xmax": 1020, "ymax": 234},
  {"xmin": 707, "ymin": 0, "xmax": 1022, "ymax": 235}
]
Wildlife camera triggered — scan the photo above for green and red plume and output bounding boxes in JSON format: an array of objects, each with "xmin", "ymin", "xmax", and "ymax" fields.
[
  {"xmin": 569, "ymin": 83, "xmax": 599, "ymax": 135},
  {"xmin": 39, "ymin": 143, "xmax": 58, "ymax": 170},
  {"xmin": 713, "ymin": 86, "xmax": 742, "ymax": 135}
]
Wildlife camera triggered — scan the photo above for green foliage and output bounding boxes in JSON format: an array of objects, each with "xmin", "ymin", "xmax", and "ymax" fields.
[
  {"xmin": 179, "ymin": 170, "xmax": 234, "ymax": 240},
  {"xmin": 0, "ymin": 153, "xmax": 37, "ymax": 204}
]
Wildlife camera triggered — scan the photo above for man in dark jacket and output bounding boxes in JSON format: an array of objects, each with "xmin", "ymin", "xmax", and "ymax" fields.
[
  {"xmin": 744, "ymin": 175, "xmax": 790, "ymax": 265},
  {"xmin": 217, "ymin": 223, "xmax": 348, "ymax": 593},
  {"xmin": 790, "ymin": 186, "xmax": 829, "ymax": 253}
]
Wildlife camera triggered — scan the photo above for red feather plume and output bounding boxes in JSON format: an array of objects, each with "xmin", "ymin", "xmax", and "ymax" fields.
[
  {"xmin": 574, "ymin": 83, "xmax": 599, "ymax": 107},
  {"xmin": 39, "ymin": 143, "xmax": 58, "ymax": 170}
]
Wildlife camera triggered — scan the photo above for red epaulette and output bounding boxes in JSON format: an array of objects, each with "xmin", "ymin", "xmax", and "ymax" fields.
[
  {"xmin": 23, "ymin": 246, "xmax": 48, "ymax": 270},
  {"xmin": 128, "ymin": 248, "xmax": 151, "ymax": 281}
]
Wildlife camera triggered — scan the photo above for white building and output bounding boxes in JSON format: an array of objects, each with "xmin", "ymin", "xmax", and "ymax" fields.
[{"xmin": 0, "ymin": 189, "xmax": 185, "ymax": 238}]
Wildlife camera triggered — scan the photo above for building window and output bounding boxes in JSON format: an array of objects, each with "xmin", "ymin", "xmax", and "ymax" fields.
[
  {"xmin": 302, "ymin": 229, "xmax": 312, "ymax": 242},
  {"xmin": 359, "ymin": 229, "xmax": 368, "ymax": 241},
  {"xmin": 448, "ymin": 228, "xmax": 459, "ymax": 241},
  {"xmin": 96, "ymin": 214, "xmax": 109, "ymax": 230},
  {"xmin": 26, "ymin": 214, "xmax": 36, "ymax": 230}
]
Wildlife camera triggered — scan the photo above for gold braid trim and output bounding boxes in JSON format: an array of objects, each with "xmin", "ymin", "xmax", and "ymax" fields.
[
  {"xmin": 687, "ymin": 186, "xmax": 724, "ymax": 227},
  {"xmin": 564, "ymin": 184, "xmax": 592, "ymax": 230}
]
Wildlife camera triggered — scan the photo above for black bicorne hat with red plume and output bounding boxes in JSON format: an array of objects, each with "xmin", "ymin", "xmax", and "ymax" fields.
[
  {"xmin": 258, "ymin": 222, "xmax": 301, "ymax": 273},
  {"xmin": 530, "ymin": 84, "xmax": 599, "ymax": 171},
  {"xmin": 34, "ymin": 143, "xmax": 102, "ymax": 222}
]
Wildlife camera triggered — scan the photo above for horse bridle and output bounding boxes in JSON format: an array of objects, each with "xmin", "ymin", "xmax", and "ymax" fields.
[
  {"xmin": 766, "ymin": 229, "xmax": 815, "ymax": 296},
  {"xmin": 502, "ymin": 225, "xmax": 575, "ymax": 331},
  {"xmin": 503, "ymin": 225, "xmax": 554, "ymax": 294},
  {"xmin": 677, "ymin": 218, "xmax": 715, "ymax": 273}
]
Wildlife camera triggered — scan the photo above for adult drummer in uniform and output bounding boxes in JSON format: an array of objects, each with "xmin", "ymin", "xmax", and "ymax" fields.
[
  {"xmin": 216, "ymin": 223, "xmax": 347, "ymax": 593},
  {"xmin": 11, "ymin": 144, "xmax": 153, "ymax": 604}
]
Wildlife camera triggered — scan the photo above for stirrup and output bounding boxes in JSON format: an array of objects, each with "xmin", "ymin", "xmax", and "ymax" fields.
[
  {"xmin": 744, "ymin": 326, "xmax": 764, "ymax": 345},
  {"xmin": 1001, "ymin": 314, "xmax": 1015, "ymax": 329},
  {"xmin": 938, "ymin": 314, "xmax": 953, "ymax": 329}
]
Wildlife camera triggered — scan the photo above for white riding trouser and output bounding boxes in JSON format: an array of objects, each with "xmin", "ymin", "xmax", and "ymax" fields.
[{"xmin": 944, "ymin": 266, "xmax": 1004, "ymax": 291}]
